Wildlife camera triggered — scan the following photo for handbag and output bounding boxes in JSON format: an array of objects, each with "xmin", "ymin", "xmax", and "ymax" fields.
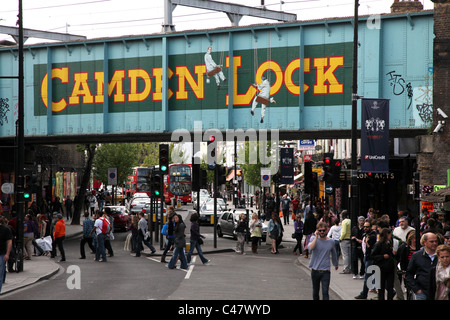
[
  {"xmin": 292, "ymin": 233, "xmax": 297, "ymax": 239},
  {"xmin": 161, "ymin": 223, "xmax": 168, "ymax": 236},
  {"xmin": 198, "ymin": 237, "xmax": 204, "ymax": 245}
]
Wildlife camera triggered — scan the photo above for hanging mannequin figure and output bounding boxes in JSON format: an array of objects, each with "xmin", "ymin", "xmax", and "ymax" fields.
[
  {"xmin": 204, "ymin": 46, "xmax": 226, "ymax": 90},
  {"xmin": 251, "ymin": 75, "xmax": 276, "ymax": 123}
]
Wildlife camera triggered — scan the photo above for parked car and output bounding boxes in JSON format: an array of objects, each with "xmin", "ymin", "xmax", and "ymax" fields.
[
  {"xmin": 193, "ymin": 193, "xmax": 211, "ymax": 211},
  {"xmin": 104, "ymin": 205, "xmax": 130, "ymax": 231},
  {"xmin": 198, "ymin": 198, "xmax": 227, "ymax": 225},
  {"xmin": 192, "ymin": 189, "xmax": 209, "ymax": 203},
  {"xmin": 217, "ymin": 209, "xmax": 267, "ymax": 241},
  {"xmin": 129, "ymin": 195, "xmax": 150, "ymax": 214}
]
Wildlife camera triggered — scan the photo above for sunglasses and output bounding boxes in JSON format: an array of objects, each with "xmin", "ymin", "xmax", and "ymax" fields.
[{"xmin": 318, "ymin": 229, "xmax": 326, "ymax": 232}]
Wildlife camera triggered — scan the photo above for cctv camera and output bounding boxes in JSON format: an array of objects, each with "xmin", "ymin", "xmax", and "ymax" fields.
[
  {"xmin": 433, "ymin": 121, "xmax": 444, "ymax": 133},
  {"xmin": 437, "ymin": 108, "xmax": 448, "ymax": 119}
]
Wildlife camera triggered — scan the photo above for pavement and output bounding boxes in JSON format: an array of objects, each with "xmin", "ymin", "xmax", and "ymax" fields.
[{"xmin": 0, "ymin": 209, "xmax": 377, "ymax": 300}]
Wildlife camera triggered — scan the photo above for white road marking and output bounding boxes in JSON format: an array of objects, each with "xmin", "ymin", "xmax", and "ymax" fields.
[{"xmin": 185, "ymin": 256, "xmax": 196, "ymax": 279}]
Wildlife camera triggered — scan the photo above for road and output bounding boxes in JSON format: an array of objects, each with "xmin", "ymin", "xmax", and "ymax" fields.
[{"xmin": 1, "ymin": 206, "xmax": 339, "ymax": 301}]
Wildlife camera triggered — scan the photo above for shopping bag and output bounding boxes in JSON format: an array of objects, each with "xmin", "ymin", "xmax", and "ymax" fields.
[{"xmin": 36, "ymin": 236, "xmax": 52, "ymax": 252}]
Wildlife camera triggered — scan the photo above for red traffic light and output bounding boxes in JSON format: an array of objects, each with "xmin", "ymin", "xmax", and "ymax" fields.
[
  {"xmin": 324, "ymin": 158, "xmax": 331, "ymax": 164},
  {"xmin": 209, "ymin": 135, "xmax": 215, "ymax": 142},
  {"xmin": 334, "ymin": 160, "xmax": 341, "ymax": 167}
]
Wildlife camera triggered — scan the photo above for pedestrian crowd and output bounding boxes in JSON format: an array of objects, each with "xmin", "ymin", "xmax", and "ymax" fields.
[
  {"xmin": 1, "ymin": 189, "xmax": 449, "ymax": 301},
  {"xmin": 261, "ymin": 191, "xmax": 449, "ymax": 301}
]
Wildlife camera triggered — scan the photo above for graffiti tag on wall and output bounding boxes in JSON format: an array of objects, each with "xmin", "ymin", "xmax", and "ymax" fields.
[{"xmin": 386, "ymin": 70, "xmax": 413, "ymax": 109}]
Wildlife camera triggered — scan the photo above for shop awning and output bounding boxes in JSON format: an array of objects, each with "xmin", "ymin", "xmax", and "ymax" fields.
[{"xmin": 421, "ymin": 187, "xmax": 450, "ymax": 203}]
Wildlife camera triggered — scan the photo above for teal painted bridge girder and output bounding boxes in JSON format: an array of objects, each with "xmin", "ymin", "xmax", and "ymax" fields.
[{"xmin": 0, "ymin": 11, "xmax": 434, "ymax": 143}]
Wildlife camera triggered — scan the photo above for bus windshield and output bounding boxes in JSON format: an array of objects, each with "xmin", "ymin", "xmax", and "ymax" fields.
[{"xmin": 169, "ymin": 164, "xmax": 191, "ymax": 196}]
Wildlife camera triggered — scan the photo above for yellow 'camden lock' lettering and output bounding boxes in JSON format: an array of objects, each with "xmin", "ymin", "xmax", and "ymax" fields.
[{"xmin": 39, "ymin": 55, "xmax": 345, "ymax": 112}]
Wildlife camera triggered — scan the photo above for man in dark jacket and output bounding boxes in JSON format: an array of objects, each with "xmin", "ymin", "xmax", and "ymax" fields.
[
  {"xmin": 355, "ymin": 220, "xmax": 377, "ymax": 299},
  {"xmin": 405, "ymin": 232, "xmax": 439, "ymax": 300}
]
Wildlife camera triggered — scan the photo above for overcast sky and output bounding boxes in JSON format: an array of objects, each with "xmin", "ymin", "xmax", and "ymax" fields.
[{"xmin": 0, "ymin": 0, "xmax": 435, "ymax": 44}]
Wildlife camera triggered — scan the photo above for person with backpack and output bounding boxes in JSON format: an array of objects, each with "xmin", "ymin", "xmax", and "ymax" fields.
[{"xmin": 90, "ymin": 211, "xmax": 111, "ymax": 262}]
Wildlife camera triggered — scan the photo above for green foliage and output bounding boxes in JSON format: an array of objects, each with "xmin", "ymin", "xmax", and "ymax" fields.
[
  {"xmin": 92, "ymin": 143, "xmax": 139, "ymax": 185},
  {"xmin": 240, "ymin": 140, "xmax": 277, "ymax": 187},
  {"xmin": 138, "ymin": 143, "xmax": 160, "ymax": 167}
]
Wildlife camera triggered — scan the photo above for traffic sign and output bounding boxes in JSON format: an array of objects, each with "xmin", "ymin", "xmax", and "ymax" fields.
[
  {"xmin": 261, "ymin": 169, "xmax": 271, "ymax": 187},
  {"xmin": 108, "ymin": 168, "xmax": 118, "ymax": 185}
]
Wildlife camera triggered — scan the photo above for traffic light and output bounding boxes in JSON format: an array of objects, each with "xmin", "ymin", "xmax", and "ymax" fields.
[
  {"xmin": 152, "ymin": 170, "xmax": 162, "ymax": 196},
  {"xmin": 217, "ymin": 165, "xmax": 227, "ymax": 186},
  {"xmin": 23, "ymin": 174, "xmax": 31, "ymax": 200},
  {"xmin": 192, "ymin": 163, "xmax": 200, "ymax": 192},
  {"xmin": 322, "ymin": 154, "xmax": 333, "ymax": 182},
  {"xmin": 304, "ymin": 161, "xmax": 312, "ymax": 192},
  {"xmin": 159, "ymin": 144, "xmax": 169, "ymax": 173},
  {"xmin": 200, "ymin": 169, "xmax": 208, "ymax": 188},
  {"xmin": 206, "ymin": 135, "xmax": 216, "ymax": 170},
  {"xmin": 331, "ymin": 159, "xmax": 342, "ymax": 187},
  {"xmin": 31, "ymin": 173, "xmax": 39, "ymax": 193}
]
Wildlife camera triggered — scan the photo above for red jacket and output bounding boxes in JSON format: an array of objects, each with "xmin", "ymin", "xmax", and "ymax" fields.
[{"xmin": 54, "ymin": 219, "xmax": 66, "ymax": 239}]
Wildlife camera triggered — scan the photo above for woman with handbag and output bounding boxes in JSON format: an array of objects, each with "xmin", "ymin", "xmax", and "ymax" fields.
[
  {"xmin": 249, "ymin": 213, "xmax": 262, "ymax": 254},
  {"xmin": 268, "ymin": 212, "xmax": 281, "ymax": 254},
  {"xmin": 167, "ymin": 214, "xmax": 188, "ymax": 269},
  {"xmin": 186, "ymin": 213, "xmax": 210, "ymax": 265}
]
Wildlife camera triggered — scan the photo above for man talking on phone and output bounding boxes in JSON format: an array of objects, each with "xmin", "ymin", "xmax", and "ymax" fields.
[{"xmin": 308, "ymin": 221, "xmax": 339, "ymax": 300}]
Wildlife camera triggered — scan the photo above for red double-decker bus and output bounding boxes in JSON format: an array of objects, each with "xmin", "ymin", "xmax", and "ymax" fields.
[
  {"xmin": 124, "ymin": 166, "xmax": 153, "ymax": 197},
  {"xmin": 164, "ymin": 164, "xmax": 192, "ymax": 204}
]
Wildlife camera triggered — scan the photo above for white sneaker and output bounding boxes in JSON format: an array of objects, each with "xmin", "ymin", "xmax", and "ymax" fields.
[{"xmin": 353, "ymin": 275, "xmax": 358, "ymax": 279}]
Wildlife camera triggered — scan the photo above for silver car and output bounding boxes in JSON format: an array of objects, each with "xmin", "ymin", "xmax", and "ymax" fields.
[
  {"xmin": 198, "ymin": 198, "xmax": 226, "ymax": 225},
  {"xmin": 129, "ymin": 196, "xmax": 150, "ymax": 214},
  {"xmin": 193, "ymin": 193, "xmax": 211, "ymax": 211},
  {"xmin": 217, "ymin": 210, "xmax": 267, "ymax": 241}
]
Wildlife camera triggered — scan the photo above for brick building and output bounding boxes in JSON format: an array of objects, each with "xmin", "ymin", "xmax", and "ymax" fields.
[{"xmin": 417, "ymin": 1, "xmax": 450, "ymax": 187}]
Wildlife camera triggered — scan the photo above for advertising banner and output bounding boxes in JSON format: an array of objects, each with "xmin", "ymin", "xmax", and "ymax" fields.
[
  {"xmin": 361, "ymin": 99, "xmax": 389, "ymax": 173},
  {"xmin": 280, "ymin": 147, "xmax": 294, "ymax": 185}
]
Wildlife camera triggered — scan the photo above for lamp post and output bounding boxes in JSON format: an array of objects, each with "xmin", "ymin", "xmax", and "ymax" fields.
[
  {"xmin": 350, "ymin": 0, "xmax": 359, "ymax": 227},
  {"xmin": 14, "ymin": 0, "xmax": 25, "ymax": 272}
]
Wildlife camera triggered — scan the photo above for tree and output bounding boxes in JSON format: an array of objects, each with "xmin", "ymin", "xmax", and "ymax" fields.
[
  {"xmin": 240, "ymin": 140, "xmax": 276, "ymax": 187},
  {"xmin": 92, "ymin": 143, "xmax": 139, "ymax": 186},
  {"xmin": 138, "ymin": 142, "xmax": 160, "ymax": 167},
  {"xmin": 170, "ymin": 143, "xmax": 189, "ymax": 164}
]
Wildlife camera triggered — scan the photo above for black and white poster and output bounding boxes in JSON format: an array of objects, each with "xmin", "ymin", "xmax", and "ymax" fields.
[
  {"xmin": 280, "ymin": 148, "xmax": 294, "ymax": 185},
  {"xmin": 361, "ymin": 99, "xmax": 390, "ymax": 173}
]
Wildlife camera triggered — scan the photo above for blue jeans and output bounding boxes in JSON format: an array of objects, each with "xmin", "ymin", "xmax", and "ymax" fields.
[
  {"xmin": 414, "ymin": 292, "xmax": 427, "ymax": 300},
  {"xmin": 136, "ymin": 233, "xmax": 156, "ymax": 256},
  {"xmin": 95, "ymin": 233, "xmax": 107, "ymax": 261},
  {"xmin": 333, "ymin": 240, "xmax": 341, "ymax": 259},
  {"xmin": 186, "ymin": 240, "xmax": 208, "ymax": 264},
  {"xmin": 311, "ymin": 270, "xmax": 331, "ymax": 300},
  {"xmin": 359, "ymin": 258, "xmax": 373, "ymax": 298},
  {"xmin": 168, "ymin": 246, "xmax": 188, "ymax": 269}
]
